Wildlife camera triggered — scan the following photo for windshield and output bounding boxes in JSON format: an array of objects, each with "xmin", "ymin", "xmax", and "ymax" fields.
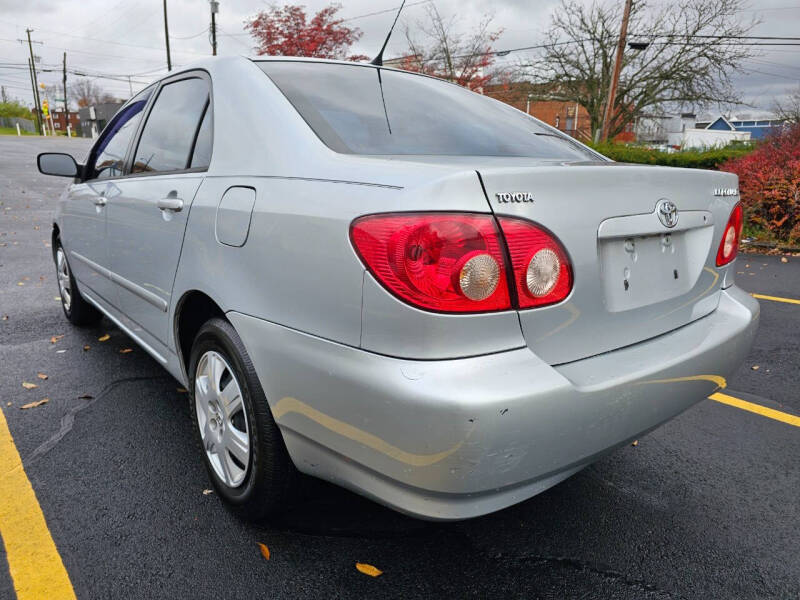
[{"xmin": 257, "ymin": 61, "xmax": 597, "ymax": 160}]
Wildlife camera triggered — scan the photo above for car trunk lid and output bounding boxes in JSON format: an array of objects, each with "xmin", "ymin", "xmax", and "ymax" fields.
[{"xmin": 479, "ymin": 163, "xmax": 739, "ymax": 365}]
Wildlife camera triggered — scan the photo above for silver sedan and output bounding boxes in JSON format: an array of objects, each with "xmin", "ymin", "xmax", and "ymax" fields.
[{"xmin": 37, "ymin": 56, "xmax": 758, "ymax": 521}]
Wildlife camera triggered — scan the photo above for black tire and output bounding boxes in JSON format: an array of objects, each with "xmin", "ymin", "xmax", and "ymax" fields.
[
  {"xmin": 188, "ymin": 317, "xmax": 296, "ymax": 520},
  {"xmin": 54, "ymin": 240, "xmax": 102, "ymax": 326}
]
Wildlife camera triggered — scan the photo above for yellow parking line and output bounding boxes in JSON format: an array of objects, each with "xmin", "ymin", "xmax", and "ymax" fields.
[
  {"xmin": 751, "ymin": 293, "xmax": 800, "ymax": 305},
  {"xmin": 0, "ymin": 408, "xmax": 76, "ymax": 600},
  {"xmin": 710, "ymin": 392, "xmax": 800, "ymax": 428}
]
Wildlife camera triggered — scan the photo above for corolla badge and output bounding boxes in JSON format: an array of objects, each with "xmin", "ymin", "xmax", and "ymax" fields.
[{"xmin": 656, "ymin": 199, "xmax": 679, "ymax": 228}]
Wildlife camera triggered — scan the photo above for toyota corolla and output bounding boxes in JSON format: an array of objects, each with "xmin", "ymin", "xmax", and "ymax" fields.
[{"xmin": 37, "ymin": 56, "xmax": 758, "ymax": 521}]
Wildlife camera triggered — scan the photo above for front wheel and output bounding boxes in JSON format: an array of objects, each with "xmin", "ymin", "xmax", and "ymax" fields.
[
  {"xmin": 55, "ymin": 241, "xmax": 102, "ymax": 326},
  {"xmin": 189, "ymin": 317, "xmax": 296, "ymax": 520}
]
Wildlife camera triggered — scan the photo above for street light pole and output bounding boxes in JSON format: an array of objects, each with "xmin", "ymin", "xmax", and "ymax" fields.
[
  {"xmin": 163, "ymin": 0, "xmax": 172, "ymax": 71},
  {"xmin": 600, "ymin": 0, "xmax": 633, "ymax": 142}
]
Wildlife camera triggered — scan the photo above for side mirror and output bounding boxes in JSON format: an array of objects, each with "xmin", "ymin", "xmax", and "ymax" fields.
[{"xmin": 37, "ymin": 153, "xmax": 80, "ymax": 178}]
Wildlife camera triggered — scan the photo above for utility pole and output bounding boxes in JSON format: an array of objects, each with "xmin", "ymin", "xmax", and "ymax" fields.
[
  {"xmin": 25, "ymin": 59, "xmax": 40, "ymax": 134},
  {"xmin": 62, "ymin": 52, "xmax": 69, "ymax": 137},
  {"xmin": 600, "ymin": 0, "xmax": 633, "ymax": 142},
  {"xmin": 127, "ymin": 76, "xmax": 133, "ymax": 97},
  {"xmin": 1, "ymin": 86, "xmax": 7, "ymax": 103},
  {"xmin": 210, "ymin": 1, "xmax": 219, "ymax": 56},
  {"xmin": 23, "ymin": 29, "xmax": 44, "ymax": 135},
  {"xmin": 163, "ymin": 0, "xmax": 172, "ymax": 71}
]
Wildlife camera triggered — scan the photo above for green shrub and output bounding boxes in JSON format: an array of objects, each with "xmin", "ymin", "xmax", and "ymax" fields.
[
  {"xmin": 0, "ymin": 100, "xmax": 32, "ymax": 119},
  {"xmin": 589, "ymin": 142, "xmax": 753, "ymax": 170}
]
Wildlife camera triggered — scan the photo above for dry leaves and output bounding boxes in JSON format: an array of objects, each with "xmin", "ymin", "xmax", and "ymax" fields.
[
  {"xmin": 83, "ymin": 345, "xmax": 91, "ymax": 351},
  {"xmin": 50, "ymin": 335, "xmax": 64, "ymax": 344},
  {"xmin": 98, "ymin": 334, "xmax": 110, "ymax": 342},
  {"xmin": 751, "ymin": 365, "xmax": 760, "ymax": 371},
  {"xmin": 202, "ymin": 488, "xmax": 213, "ymax": 496},
  {"xmin": 258, "ymin": 543, "xmax": 271, "ymax": 561},
  {"xmin": 631, "ymin": 440, "xmax": 639, "ymax": 447},
  {"xmin": 356, "ymin": 563, "xmax": 383, "ymax": 577},
  {"xmin": 1, "ymin": 315, "xmax": 8, "ymax": 321},
  {"xmin": 119, "ymin": 348, "xmax": 133, "ymax": 354},
  {"xmin": 781, "ymin": 256, "xmax": 788, "ymax": 263},
  {"xmin": 177, "ymin": 387, "xmax": 188, "ymax": 393},
  {"xmin": 22, "ymin": 382, "xmax": 38, "ymax": 390},
  {"xmin": 21, "ymin": 398, "xmax": 49, "ymax": 409},
  {"xmin": 37, "ymin": 373, "xmax": 48, "ymax": 380}
]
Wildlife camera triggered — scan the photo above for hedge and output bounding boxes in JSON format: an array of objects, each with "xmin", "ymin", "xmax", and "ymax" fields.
[{"xmin": 589, "ymin": 142, "xmax": 753, "ymax": 170}]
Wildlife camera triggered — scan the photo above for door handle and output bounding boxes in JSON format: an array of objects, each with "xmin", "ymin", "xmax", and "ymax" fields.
[
  {"xmin": 157, "ymin": 197, "xmax": 184, "ymax": 212},
  {"xmin": 93, "ymin": 196, "xmax": 107, "ymax": 206}
]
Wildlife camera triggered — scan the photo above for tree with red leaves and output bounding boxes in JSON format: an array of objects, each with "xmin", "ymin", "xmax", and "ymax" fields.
[
  {"xmin": 245, "ymin": 3, "xmax": 366, "ymax": 60},
  {"xmin": 401, "ymin": 5, "xmax": 502, "ymax": 91},
  {"xmin": 721, "ymin": 124, "xmax": 800, "ymax": 243}
]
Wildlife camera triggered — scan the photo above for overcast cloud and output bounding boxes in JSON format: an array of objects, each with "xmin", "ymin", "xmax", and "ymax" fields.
[{"xmin": 1, "ymin": 0, "xmax": 798, "ymax": 114}]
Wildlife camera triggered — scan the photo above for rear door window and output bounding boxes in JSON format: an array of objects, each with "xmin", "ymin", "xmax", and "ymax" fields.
[{"xmin": 132, "ymin": 77, "xmax": 210, "ymax": 174}]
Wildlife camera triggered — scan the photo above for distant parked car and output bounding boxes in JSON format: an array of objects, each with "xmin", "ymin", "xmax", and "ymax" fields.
[{"xmin": 37, "ymin": 56, "xmax": 758, "ymax": 521}]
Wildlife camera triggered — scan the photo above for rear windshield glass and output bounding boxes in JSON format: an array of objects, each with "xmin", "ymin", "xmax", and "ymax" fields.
[{"xmin": 258, "ymin": 61, "xmax": 596, "ymax": 160}]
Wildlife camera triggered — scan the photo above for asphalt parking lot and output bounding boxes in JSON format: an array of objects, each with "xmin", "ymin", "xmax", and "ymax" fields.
[{"xmin": 1, "ymin": 135, "xmax": 799, "ymax": 599}]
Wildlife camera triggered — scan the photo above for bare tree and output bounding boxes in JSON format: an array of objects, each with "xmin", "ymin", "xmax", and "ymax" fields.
[
  {"xmin": 525, "ymin": 0, "xmax": 758, "ymax": 140},
  {"xmin": 401, "ymin": 4, "xmax": 502, "ymax": 91},
  {"xmin": 774, "ymin": 85, "xmax": 800, "ymax": 123},
  {"xmin": 68, "ymin": 78, "xmax": 115, "ymax": 108}
]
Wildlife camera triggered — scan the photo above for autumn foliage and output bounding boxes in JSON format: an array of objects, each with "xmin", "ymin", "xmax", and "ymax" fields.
[
  {"xmin": 721, "ymin": 124, "xmax": 800, "ymax": 243},
  {"xmin": 244, "ymin": 3, "xmax": 366, "ymax": 60}
]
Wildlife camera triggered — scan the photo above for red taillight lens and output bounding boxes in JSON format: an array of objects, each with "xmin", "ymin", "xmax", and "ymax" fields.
[
  {"xmin": 716, "ymin": 203, "xmax": 743, "ymax": 267},
  {"xmin": 498, "ymin": 217, "xmax": 573, "ymax": 309},
  {"xmin": 351, "ymin": 213, "xmax": 512, "ymax": 313}
]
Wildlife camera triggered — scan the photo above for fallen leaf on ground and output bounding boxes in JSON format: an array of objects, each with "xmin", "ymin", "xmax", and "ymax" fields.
[
  {"xmin": 356, "ymin": 563, "xmax": 383, "ymax": 577},
  {"xmin": 54, "ymin": 297, "xmax": 61, "ymax": 301},
  {"xmin": 202, "ymin": 488, "xmax": 213, "ymax": 495},
  {"xmin": 17, "ymin": 282, "xmax": 24, "ymax": 286},
  {"xmin": 78, "ymin": 394, "xmax": 94, "ymax": 400},
  {"xmin": 21, "ymin": 398, "xmax": 49, "ymax": 409},
  {"xmin": 119, "ymin": 348, "xmax": 133, "ymax": 354},
  {"xmin": 631, "ymin": 440, "xmax": 639, "ymax": 446},
  {"xmin": 781, "ymin": 257, "xmax": 788, "ymax": 263},
  {"xmin": 177, "ymin": 387, "xmax": 188, "ymax": 393},
  {"xmin": 1, "ymin": 315, "xmax": 8, "ymax": 321},
  {"xmin": 6, "ymin": 402, "xmax": 11, "ymax": 407},
  {"xmin": 751, "ymin": 365, "xmax": 760, "ymax": 370},
  {"xmin": 50, "ymin": 335, "xmax": 64, "ymax": 344},
  {"xmin": 258, "ymin": 543, "xmax": 270, "ymax": 561},
  {"xmin": 37, "ymin": 373, "xmax": 48, "ymax": 380},
  {"xmin": 22, "ymin": 382, "xmax": 38, "ymax": 390},
  {"xmin": 56, "ymin": 349, "xmax": 66, "ymax": 354},
  {"xmin": 98, "ymin": 334, "xmax": 110, "ymax": 342},
  {"xmin": 83, "ymin": 345, "xmax": 90, "ymax": 351}
]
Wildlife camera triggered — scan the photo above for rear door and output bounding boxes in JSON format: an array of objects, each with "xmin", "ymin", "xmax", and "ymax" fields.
[
  {"xmin": 480, "ymin": 164, "xmax": 739, "ymax": 364},
  {"xmin": 106, "ymin": 73, "xmax": 212, "ymax": 346},
  {"xmin": 60, "ymin": 88, "xmax": 153, "ymax": 307}
]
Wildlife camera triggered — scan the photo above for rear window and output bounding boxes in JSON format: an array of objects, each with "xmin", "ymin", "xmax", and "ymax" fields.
[{"xmin": 258, "ymin": 61, "xmax": 596, "ymax": 160}]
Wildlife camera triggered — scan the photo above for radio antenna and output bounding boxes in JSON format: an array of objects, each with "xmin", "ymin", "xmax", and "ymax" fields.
[{"xmin": 370, "ymin": 0, "xmax": 407, "ymax": 66}]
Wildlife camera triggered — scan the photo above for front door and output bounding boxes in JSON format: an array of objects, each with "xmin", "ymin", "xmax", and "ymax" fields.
[
  {"xmin": 107, "ymin": 74, "xmax": 212, "ymax": 347},
  {"xmin": 61, "ymin": 88, "xmax": 153, "ymax": 307}
]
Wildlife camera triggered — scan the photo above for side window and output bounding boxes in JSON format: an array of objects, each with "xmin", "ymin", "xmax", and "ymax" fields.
[
  {"xmin": 88, "ymin": 87, "xmax": 152, "ymax": 180},
  {"xmin": 189, "ymin": 104, "xmax": 212, "ymax": 169},
  {"xmin": 132, "ymin": 78, "xmax": 210, "ymax": 174}
]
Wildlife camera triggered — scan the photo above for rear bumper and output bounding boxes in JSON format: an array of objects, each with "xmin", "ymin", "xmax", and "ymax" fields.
[{"xmin": 229, "ymin": 285, "xmax": 759, "ymax": 521}]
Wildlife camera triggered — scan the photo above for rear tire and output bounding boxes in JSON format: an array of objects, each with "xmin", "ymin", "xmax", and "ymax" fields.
[
  {"xmin": 54, "ymin": 240, "xmax": 102, "ymax": 326},
  {"xmin": 188, "ymin": 317, "xmax": 296, "ymax": 520}
]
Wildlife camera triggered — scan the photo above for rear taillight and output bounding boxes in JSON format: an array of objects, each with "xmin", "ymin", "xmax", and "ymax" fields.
[
  {"xmin": 716, "ymin": 203, "xmax": 743, "ymax": 266},
  {"xmin": 350, "ymin": 213, "xmax": 572, "ymax": 313},
  {"xmin": 497, "ymin": 217, "xmax": 573, "ymax": 309},
  {"xmin": 350, "ymin": 213, "xmax": 511, "ymax": 312}
]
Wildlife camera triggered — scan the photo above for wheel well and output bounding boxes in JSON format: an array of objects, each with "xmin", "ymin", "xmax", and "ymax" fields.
[{"xmin": 176, "ymin": 291, "xmax": 225, "ymax": 375}]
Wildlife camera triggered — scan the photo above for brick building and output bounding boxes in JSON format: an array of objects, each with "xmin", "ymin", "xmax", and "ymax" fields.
[
  {"xmin": 32, "ymin": 108, "xmax": 80, "ymax": 135},
  {"xmin": 485, "ymin": 83, "xmax": 635, "ymax": 143}
]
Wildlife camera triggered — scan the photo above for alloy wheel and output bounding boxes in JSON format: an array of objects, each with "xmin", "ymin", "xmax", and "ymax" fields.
[{"xmin": 194, "ymin": 350, "xmax": 251, "ymax": 488}]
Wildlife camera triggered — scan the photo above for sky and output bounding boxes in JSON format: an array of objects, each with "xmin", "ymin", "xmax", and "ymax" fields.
[{"xmin": 0, "ymin": 0, "xmax": 798, "ymax": 114}]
